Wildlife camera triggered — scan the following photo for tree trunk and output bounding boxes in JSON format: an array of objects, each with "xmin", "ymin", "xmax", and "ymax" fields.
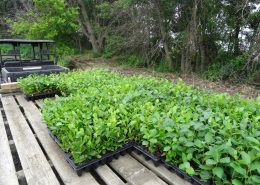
[
  {"xmin": 199, "ymin": 16, "xmax": 206, "ymax": 71},
  {"xmin": 181, "ymin": 0, "xmax": 198, "ymax": 73},
  {"xmin": 200, "ymin": 35, "xmax": 206, "ymax": 71},
  {"xmin": 181, "ymin": 49, "xmax": 186, "ymax": 72},
  {"xmin": 77, "ymin": 0, "xmax": 101, "ymax": 53},
  {"xmin": 154, "ymin": 0, "xmax": 173, "ymax": 69},
  {"xmin": 234, "ymin": 19, "xmax": 240, "ymax": 56}
]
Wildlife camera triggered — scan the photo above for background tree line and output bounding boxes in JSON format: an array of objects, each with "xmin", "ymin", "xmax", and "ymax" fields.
[{"xmin": 0, "ymin": 0, "xmax": 259, "ymax": 82}]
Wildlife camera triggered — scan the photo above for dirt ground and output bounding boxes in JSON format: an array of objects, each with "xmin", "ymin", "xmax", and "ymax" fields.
[{"xmin": 70, "ymin": 55, "xmax": 260, "ymax": 99}]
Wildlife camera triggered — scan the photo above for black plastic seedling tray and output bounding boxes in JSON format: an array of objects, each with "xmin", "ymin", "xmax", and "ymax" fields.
[
  {"xmin": 48, "ymin": 129, "xmax": 209, "ymax": 184},
  {"xmin": 69, "ymin": 143, "xmax": 133, "ymax": 176},
  {"xmin": 161, "ymin": 160, "xmax": 210, "ymax": 185},
  {"xmin": 133, "ymin": 144, "xmax": 161, "ymax": 166},
  {"xmin": 25, "ymin": 91, "xmax": 60, "ymax": 101},
  {"xmin": 48, "ymin": 129, "xmax": 133, "ymax": 176}
]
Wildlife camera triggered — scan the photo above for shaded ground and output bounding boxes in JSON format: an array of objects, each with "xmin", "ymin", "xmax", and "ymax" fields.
[{"xmin": 70, "ymin": 55, "xmax": 259, "ymax": 99}]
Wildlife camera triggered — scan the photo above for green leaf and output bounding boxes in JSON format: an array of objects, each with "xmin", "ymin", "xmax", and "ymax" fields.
[
  {"xmin": 149, "ymin": 138, "xmax": 157, "ymax": 144},
  {"xmin": 220, "ymin": 157, "xmax": 230, "ymax": 164},
  {"xmin": 246, "ymin": 137, "xmax": 259, "ymax": 144},
  {"xmin": 205, "ymin": 132, "xmax": 214, "ymax": 143},
  {"xmin": 142, "ymin": 140, "xmax": 149, "ymax": 146},
  {"xmin": 230, "ymin": 162, "xmax": 247, "ymax": 176},
  {"xmin": 206, "ymin": 159, "xmax": 217, "ymax": 165},
  {"xmin": 250, "ymin": 175, "xmax": 260, "ymax": 184},
  {"xmin": 241, "ymin": 151, "xmax": 251, "ymax": 165},
  {"xmin": 163, "ymin": 146, "xmax": 171, "ymax": 152},
  {"xmin": 226, "ymin": 147, "xmax": 237, "ymax": 158},
  {"xmin": 186, "ymin": 166, "xmax": 195, "ymax": 175},
  {"xmin": 213, "ymin": 167, "xmax": 224, "ymax": 178},
  {"xmin": 232, "ymin": 179, "xmax": 243, "ymax": 185},
  {"xmin": 199, "ymin": 170, "xmax": 212, "ymax": 180},
  {"xmin": 251, "ymin": 161, "xmax": 260, "ymax": 173},
  {"xmin": 179, "ymin": 162, "xmax": 190, "ymax": 169}
]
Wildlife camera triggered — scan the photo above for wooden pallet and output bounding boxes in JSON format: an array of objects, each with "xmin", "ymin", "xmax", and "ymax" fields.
[
  {"xmin": 0, "ymin": 94, "xmax": 191, "ymax": 185},
  {"xmin": 0, "ymin": 82, "xmax": 21, "ymax": 94}
]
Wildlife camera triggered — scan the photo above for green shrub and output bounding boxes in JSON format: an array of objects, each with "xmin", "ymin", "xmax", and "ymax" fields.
[
  {"xmin": 102, "ymin": 35, "xmax": 125, "ymax": 58},
  {"xmin": 203, "ymin": 54, "xmax": 247, "ymax": 82},
  {"xmin": 19, "ymin": 70, "xmax": 260, "ymax": 184},
  {"xmin": 154, "ymin": 59, "xmax": 176, "ymax": 72},
  {"xmin": 126, "ymin": 55, "xmax": 145, "ymax": 67},
  {"xmin": 118, "ymin": 54, "xmax": 145, "ymax": 67}
]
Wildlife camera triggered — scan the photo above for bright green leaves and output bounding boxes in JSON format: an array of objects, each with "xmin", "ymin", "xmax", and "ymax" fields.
[
  {"xmin": 230, "ymin": 162, "xmax": 247, "ymax": 176},
  {"xmin": 246, "ymin": 137, "xmax": 260, "ymax": 145},
  {"xmin": 18, "ymin": 73, "xmax": 61, "ymax": 95},
  {"xmin": 251, "ymin": 161, "xmax": 260, "ymax": 174},
  {"xmin": 179, "ymin": 162, "xmax": 195, "ymax": 175},
  {"xmin": 212, "ymin": 167, "xmax": 224, "ymax": 179},
  {"xmin": 23, "ymin": 69, "xmax": 260, "ymax": 184},
  {"xmin": 163, "ymin": 146, "xmax": 171, "ymax": 152},
  {"xmin": 240, "ymin": 151, "xmax": 251, "ymax": 165},
  {"xmin": 232, "ymin": 179, "xmax": 243, "ymax": 185},
  {"xmin": 220, "ymin": 157, "xmax": 230, "ymax": 164},
  {"xmin": 249, "ymin": 175, "xmax": 260, "ymax": 184},
  {"xmin": 205, "ymin": 132, "xmax": 214, "ymax": 143},
  {"xmin": 206, "ymin": 159, "xmax": 218, "ymax": 165},
  {"xmin": 10, "ymin": 0, "xmax": 79, "ymax": 43}
]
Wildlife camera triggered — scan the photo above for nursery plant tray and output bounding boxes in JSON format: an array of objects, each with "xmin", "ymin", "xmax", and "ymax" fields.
[
  {"xmin": 48, "ymin": 128, "xmax": 208, "ymax": 184},
  {"xmin": 25, "ymin": 91, "xmax": 60, "ymax": 101},
  {"xmin": 48, "ymin": 129, "xmax": 133, "ymax": 176}
]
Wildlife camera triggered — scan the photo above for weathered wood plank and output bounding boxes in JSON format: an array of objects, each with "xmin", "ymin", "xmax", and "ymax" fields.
[
  {"xmin": 1, "ymin": 82, "xmax": 20, "ymax": 90},
  {"xmin": 131, "ymin": 152, "xmax": 191, "ymax": 185},
  {"xmin": 110, "ymin": 154, "xmax": 167, "ymax": 185},
  {"xmin": 1, "ymin": 96, "xmax": 60, "ymax": 185},
  {"xmin": 0, "ymin": 111, "xmax": 19, "ymax": 185},
  {"xmin": 0, "ymin": 89, "xmax": 21, "ymax": 94},
  {"xmin": 16, "ymin": 95, "xmax": 99, "ymax": 185},
  {"xmin": 96, "ymin": 165, "xmax": 125, "ymax": 185}
]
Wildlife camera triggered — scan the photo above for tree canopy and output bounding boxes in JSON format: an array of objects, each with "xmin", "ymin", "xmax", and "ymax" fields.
[{"xmin": 0, "ymin": 0, "xmax": 259, "ymax": 81}]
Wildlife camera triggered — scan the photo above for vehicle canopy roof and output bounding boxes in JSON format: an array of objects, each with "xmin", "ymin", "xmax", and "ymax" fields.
[{"xmin": 0, "ymin": 39, "xmax": 54, "ymax": 45}]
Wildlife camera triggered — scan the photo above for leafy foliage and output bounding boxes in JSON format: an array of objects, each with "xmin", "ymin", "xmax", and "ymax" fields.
[
  {"xmin": 19, "ymin": 70, "xmax": 260, "ymax": 184},
  {"xmin": 7, "ymin": 0, "xmax": 79, "ymax": 58},
  {"xmin": 18, "ymin": 74, "xmax": 60, "ymax": 95},
  {"xmin": 10, "ymin": 0, "xmax": 79, "ymax": 40},
  {"xmin": 203, "ymin": 54, "xmax": 248, "ymax": 82}
]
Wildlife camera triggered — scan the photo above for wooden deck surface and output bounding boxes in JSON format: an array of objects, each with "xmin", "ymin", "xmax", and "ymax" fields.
[{"xmin": 0, "ymin": 94, "xmax": 191, "ymax": 185}]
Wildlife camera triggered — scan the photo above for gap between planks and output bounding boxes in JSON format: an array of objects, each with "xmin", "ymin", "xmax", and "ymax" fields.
[
  {"xmin": 0, "ymin": 110, "xmax": 19, "ymax": 185},
  {"xmin": 110, "ymin": 154, "xmax": 168, "ymax": 185}
]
